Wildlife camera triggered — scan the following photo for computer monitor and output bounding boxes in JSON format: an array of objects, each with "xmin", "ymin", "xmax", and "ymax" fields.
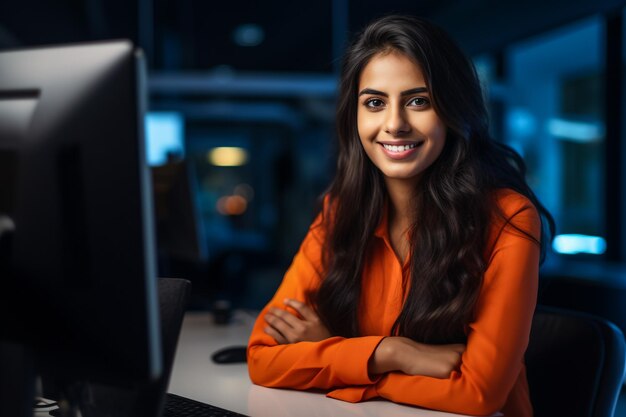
[
  {"xmin": 151, "ymin": 159, "xmax": 208, "ymax": 265},
  {"xmin": 0, "ymin": 41, "xmax": 162, "ymax": 415}
]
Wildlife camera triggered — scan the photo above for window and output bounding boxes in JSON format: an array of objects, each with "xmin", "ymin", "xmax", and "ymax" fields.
[{"xmin": 502, "ymin": 17, "xmax": 606, "ymax": 258}]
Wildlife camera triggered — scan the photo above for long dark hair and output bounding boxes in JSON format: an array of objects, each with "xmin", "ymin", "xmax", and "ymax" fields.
[{"xmin": 308, "ymin": 15, "xmax": 555, "ymax": 344}]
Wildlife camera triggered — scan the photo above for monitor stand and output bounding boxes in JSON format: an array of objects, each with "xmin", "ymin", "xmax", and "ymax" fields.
[
  {"xmin": 0, "ymin": 342, "xmax": 35, "ymax": 417},
  {"xmin": 0, "ymin": 214, "xmax": 14, "ymax": 278},
  {"xmin": 0, "ymin": 218, "xmax": 34, "ymax": 417},
  {"xmin": 44, "ymin": 377, "xmax": 152, "ymax": 417}
]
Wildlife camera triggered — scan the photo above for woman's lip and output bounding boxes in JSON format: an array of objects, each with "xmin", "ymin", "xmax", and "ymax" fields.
[
  {"xmin": 377, "ymin": 140, "xmax": 422, "ymax": 145},
  {"xmin": 379, "ymin": 141, "xmax": 424, "ymax": 160}
]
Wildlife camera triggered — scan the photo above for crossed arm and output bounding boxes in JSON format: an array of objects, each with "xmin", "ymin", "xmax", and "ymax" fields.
[
  {"xmin": 264, "ymin": 298, "xmax": 465, "ymax": 379},
  {"xmin": 248, "ymin": 193, "xmax": 540, "ymax": 415}
]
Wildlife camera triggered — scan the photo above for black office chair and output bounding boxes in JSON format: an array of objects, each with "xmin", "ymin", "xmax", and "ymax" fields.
[{"xmin": 525, "ymin": 305, "xmax": 626, "ymax": 417}]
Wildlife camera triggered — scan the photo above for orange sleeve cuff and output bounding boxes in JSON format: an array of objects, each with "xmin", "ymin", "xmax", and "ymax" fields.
[
  {"xmin": 326, "ymin": 335, "xmax": 384, "ymax": 403},
  {"xmin": 333, "ymin": 335, "xmax": 385, "ymax": 385},
  {"xmin": 327, "ymin": 385, "xmax": 379, "ymax": 403}
]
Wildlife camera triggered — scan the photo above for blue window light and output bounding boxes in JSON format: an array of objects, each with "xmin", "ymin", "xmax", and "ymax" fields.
[
  {"xmin": 552, "ymin": 234, "xmax": 607, "ymax": 255},
  {"xmin": 145, "ymin": 112, "xmax": 185, "ymax": 166}
]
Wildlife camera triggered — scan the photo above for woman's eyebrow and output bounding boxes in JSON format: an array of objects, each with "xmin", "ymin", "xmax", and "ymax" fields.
[
  {"xmin": 358, "ymin": 87, "xmax": 429, "ymax": 97},
  {"xmin": 400, "ymin": 87, "xmax": 429, "ymax": 96},
  {"xmin": 358, "ymin": 88, "xmax": 387, "ymax": 97}
]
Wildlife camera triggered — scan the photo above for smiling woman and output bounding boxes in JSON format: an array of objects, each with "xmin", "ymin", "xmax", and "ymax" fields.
[
  {"xmin": 356, "ymin": 51, "xmax": 446, "ymax": 185},
  {"xmin": 247, "ymin": 15, "xmax": 555, "ymax": 417}
]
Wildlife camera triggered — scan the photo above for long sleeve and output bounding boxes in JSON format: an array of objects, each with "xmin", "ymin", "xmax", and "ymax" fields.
[
  {"xmin": 329, "ymin": 192, "xmax": 541, "ymax": 415},
  {"xmin": 247, "ymin": 214, "xmax": 385, "ymax": 390},
  {"xmin": 248, "ymin": 191, "xmax": 540, "ymax": 416}
]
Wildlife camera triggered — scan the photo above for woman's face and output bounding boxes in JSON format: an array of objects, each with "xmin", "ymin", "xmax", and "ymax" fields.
[{"xmin": 357, "ymin": 51, "xmax": 446, "ymax": 185}]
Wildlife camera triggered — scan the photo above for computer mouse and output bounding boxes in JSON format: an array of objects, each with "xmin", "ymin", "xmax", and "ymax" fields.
[{"xmin": 211, "ymin": 346, "xmax": 248, "ymax": 364}]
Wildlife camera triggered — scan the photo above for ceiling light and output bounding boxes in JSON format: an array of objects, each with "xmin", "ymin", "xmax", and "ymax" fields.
[
  {"xmin": 233, "ymin": 24, "xmax": 265, "ymax": 47},
  {"xmin": 208, "ymin": 147, "xmax": 248, "ymax": 166}
]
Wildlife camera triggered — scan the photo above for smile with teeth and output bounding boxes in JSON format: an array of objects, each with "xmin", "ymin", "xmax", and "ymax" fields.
[{"xmin": 381, "ymin": 143, "xmax": 420, "ymax": 153}]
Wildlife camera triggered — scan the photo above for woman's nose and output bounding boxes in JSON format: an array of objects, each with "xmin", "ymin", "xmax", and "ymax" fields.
[{"xmin": 384, "ymin": 106, "xmax": 410, "ymax": 136}]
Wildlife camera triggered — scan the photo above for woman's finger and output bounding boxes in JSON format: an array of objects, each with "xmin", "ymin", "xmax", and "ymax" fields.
[
  {"xmin": 264, "ymin": 310, "xmax": 300, "ymax": 342},
  {"xmin": 264, "ymin": 312, "xmax": 296, "ymax": 341},
  {"xmin": 268, "ymin": 307, "xmax": 303, "ymax": 328},
  {"xmin": 263, "ymin": 325, "xmax": 288, "ymax": 344},
  {"xmin": 283, "ymin": 298, "xmax": 318, "ymax": 322}
]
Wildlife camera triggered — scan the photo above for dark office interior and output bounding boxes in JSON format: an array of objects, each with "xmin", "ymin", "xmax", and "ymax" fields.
[{"xmin": 2, "ymin": 0, "xmax": 626, "ymax": 415}]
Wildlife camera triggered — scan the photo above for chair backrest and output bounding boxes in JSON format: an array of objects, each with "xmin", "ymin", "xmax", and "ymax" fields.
[{"xmin": 526, "ymin": 305, "xmax": 626, "ymax": 417}]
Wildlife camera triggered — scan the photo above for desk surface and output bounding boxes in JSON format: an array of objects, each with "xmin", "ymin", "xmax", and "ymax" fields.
[{"xmin": 168, "ymin": 311, "xmax": 490, "ymax": 417}]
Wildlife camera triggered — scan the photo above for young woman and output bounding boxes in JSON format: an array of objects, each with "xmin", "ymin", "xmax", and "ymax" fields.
[{"xmin": 247, "ymin": 15, "xmax": 554, "ymax": 417}]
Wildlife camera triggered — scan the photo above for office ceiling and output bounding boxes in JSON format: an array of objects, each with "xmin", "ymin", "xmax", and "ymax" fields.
[{"xmin": 0, "ymin": 0, "xmax": 624, "ymax": 72}]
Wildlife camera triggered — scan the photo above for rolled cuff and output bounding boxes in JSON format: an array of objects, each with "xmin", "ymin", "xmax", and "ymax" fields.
[{"xmin": 333, "ymin": 335, "xmax": 385, "ymax": 385}]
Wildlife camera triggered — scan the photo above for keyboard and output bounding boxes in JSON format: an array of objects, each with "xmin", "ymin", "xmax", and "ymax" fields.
[{"xmin": 163, "ymin": 393, "xmax": 249, "ymax": 417}]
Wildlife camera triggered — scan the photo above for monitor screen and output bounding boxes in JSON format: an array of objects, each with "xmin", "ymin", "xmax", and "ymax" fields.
[
  {"xmin": 145, "ymin": 111, "xmax": 185, "ymax": 167},
  {"xmin": 152, "ymin": 160, "xmax": 207, "ymax": 265},
  {"xmin": 0, "ymin": 40, "xmax": 162, "ymax": 402}
]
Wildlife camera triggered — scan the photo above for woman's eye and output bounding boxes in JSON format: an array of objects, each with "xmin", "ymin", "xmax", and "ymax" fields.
[
  {"xmin": 408, "ymin": 97, "xmax": 429, "ymax": 107},
  {"xmin": 365, "ymin": 98, "xmax": 384, "ymax": 108}
]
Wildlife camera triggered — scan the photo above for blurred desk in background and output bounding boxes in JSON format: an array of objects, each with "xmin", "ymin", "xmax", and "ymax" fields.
[{"xmin": 169, "ymin": 311, "xmax": 497, "ymax": 417}]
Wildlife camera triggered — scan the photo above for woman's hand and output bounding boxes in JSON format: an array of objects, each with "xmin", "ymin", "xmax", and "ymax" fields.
[
  {"xmin": 263, "ymin": 298, "xmax": 332, "ymax": 344},
  {"xmin": 369, "ymin": 337, "xmax": 465, "ymax": 379}
]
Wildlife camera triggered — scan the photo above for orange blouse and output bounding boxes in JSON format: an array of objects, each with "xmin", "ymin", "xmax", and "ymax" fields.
[{"xmin": 247, "ymin": 189, "xmax": 540, "ymax": 416}]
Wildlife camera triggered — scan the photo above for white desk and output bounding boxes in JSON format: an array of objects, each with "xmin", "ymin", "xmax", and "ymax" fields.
[{"xmin": 168, "ymin": 311, "xmax": 491, "ymax": 417}]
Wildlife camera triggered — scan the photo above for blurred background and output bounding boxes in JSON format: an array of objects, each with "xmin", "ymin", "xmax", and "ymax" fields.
[{"xmin": 2, "ymin": 0, "xmax": 626, "ymax": 327}]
